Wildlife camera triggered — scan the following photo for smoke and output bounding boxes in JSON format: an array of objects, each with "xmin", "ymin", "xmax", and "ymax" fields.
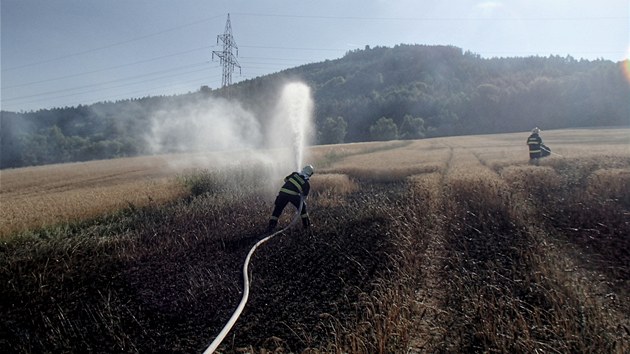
[
  {"xmin": 147, "ymin": 97, "xmax": 262, "ymax": 154},
  {"xmin": 146, "ymin": 81, "xmax": 315, "ymax": 193}
]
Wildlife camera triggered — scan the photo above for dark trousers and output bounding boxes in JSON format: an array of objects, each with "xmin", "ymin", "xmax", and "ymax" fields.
[{"xmin": 268, "ymin": 193, "xmax": 309, "ymax": 230}]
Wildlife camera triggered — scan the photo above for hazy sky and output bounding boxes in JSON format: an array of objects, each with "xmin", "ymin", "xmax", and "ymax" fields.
[{"xmin": 2, "ymin": 0, "xmax": 628, "ymax": 112}]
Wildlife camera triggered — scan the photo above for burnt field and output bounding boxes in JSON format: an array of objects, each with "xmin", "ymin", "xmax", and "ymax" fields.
[{"xmin": 1, "ymin": 129, "xmax": 629, "ymax": 353}]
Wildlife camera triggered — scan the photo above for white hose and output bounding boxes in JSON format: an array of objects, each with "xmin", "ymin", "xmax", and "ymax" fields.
[
  {"xmin": 203, "ymin": 196, "xmax": 304, "ymax": 354},
  {"xmin": 542, "ymin": 146, "xmax": 563, "ymax": 157}
]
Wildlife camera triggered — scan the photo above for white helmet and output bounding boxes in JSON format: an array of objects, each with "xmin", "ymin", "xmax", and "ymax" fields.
[
  {"xmin": 301, "ymin": 165, "xmax": 314, "ymax": 177},
  {"xmin": 532, "ymin": 127, "xmax": 540, "ymax": 134}
]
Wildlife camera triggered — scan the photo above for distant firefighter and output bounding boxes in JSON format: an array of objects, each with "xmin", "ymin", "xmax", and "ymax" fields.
[
  {"xmin": 267, "ymin": 165, "xmax": 314, "ymax": 232},
  {"xmin": 526, "ymin": 127, "xmax": 550, "ymax": 165}
]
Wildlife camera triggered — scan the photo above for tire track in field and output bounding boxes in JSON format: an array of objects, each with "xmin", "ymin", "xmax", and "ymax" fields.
[
  {"xmin": 407, "ymin": 144, "xmax": 453, "ymax": 352},
  {"xmin": 439, "ymin": 143, "xmax": 628, "ymax": 350},
  {"xmin": 437, "ymin": 154, "xmax": 550, "ymax": 351},
  {"xmin": 431, "ymin": 143, "xmax": 616, "ymax": 351},
  {"xmin": 501, "ymin": 165, "xmax": 630, "ymax": 351}
]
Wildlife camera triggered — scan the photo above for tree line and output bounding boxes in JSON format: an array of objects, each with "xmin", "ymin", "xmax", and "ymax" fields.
[{"xmin": 2, "ymin": 44, "xmax": 629, "ymax": 169}]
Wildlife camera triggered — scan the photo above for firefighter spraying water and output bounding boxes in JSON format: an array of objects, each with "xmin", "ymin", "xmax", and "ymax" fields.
[
  {"xmin": 267, "ymin": 165, "xmax": 314, "ymax": 232},
  {"xmin": 204, "ymin": 82, "xmax": 315, "ymax": 354},
  {"xmin": 265, "ymin": 82, "xmax": 315, "ymax": 232}
]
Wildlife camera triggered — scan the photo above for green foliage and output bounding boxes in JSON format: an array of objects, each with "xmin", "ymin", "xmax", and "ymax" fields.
[
  {"xmin": 318, "ymin": 116, "xmax": 348, "ymax": 144},
  {"xmin": 370, "ymin": 117, "xmax": 399, "ymax": 141},
  {"xmin": 2, "ymin": 44, "xmax": 629, "ymax": 169},
  {"xmin": 14, "ymin": 125, "xmax": 135, "ymax": 166},
  {"xmin": 399, "ymin": 114, "xmax": 426, "ymax": 139},
  {"xmin": 178, "ymin": 166, "xmax": 269, "ymax": 197},
  {"xmin": 179, "ymin": 169, "xmax": 230, "ymax": 197}
]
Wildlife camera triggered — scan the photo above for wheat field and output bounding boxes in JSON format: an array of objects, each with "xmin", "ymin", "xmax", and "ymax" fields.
[
  {"xmin": 3, "ymin": 128, "xmax": 627, "ymax": 238},
  {"xmin": 1, "ymin": 127, "xmax": 629, "ymax": 353},
  {"xmin": 0, "ymin": 149, "xmax": 281, "ymax": 237}
]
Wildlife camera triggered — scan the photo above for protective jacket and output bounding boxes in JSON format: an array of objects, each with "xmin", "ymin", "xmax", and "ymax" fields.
[
  {"xmin": 279, "ymin": 172, "xmax": 310, "ymax": 198},
  {"xmin": 268, "ymin": 172, "xmax": 310, "ymax": 231},
  {"xmin": 527, "ymin": 133, "xmax": 543, "ymax": 159}
]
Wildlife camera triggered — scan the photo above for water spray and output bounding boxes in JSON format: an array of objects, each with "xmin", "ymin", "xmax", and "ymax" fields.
[
  {"xmin": 270, "ymin": 82, "xmax": 314, "ymax": 170},
  {"xmin": 204, "ymin": 82, "xmax": 315, "ymax": 353}
]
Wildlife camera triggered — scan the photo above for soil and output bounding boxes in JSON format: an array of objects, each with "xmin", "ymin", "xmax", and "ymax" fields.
[{"xmin": 0, "ymin": 183, "xmax": 400, "ymax": 353}]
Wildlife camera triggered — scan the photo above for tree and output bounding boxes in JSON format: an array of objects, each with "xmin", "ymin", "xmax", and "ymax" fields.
[
  {"xmin": 370, "ymin": 117, "xmax": 398, "ymax": 141},
  {"xmin": 3, "ymin": 44, "xmax": 628, "ymax": 168},
  {"xmin": 399, "ymin": 114, "xmax": 425, "ymax": 139},
  {"xmin": 318, "ymin": 116, "xmax": 348, "ymax": 144}
]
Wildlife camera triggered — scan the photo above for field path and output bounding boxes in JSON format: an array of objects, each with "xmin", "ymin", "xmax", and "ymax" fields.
[
  {"xmin": 1, "ymin": 128, "xmax": 628, "ymax": 352},
  {"xmin": 500, "ymin": 163, "xmax": 630, "ymax": 350},
  {"xmin": 406, "ymin": 173, "xmax": 450, "ymax": 350}
]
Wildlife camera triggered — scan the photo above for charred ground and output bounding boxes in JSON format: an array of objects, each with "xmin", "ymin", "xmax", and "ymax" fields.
[
  {"xmin": 1, "ymin": 132, "xmax": 629, "ymax": 353},
  {"xmin": 0, "ymin": 182, "xmax": 407, "ymax": 353}
]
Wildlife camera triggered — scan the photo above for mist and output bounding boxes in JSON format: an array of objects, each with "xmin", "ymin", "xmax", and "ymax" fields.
[
  {"xmin": 146, "ymin": 81, "xmax": 315, "ymax": 192},
  {"xmin": 147, "ymin": 97, "xmax": 262, "ymax": 154},
  {"xmin": 266, "ymin": 82, "xmax": 315, "ymax": 171}
]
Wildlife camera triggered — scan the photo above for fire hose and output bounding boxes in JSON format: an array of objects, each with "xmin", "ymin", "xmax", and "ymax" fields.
[
  {"xmin": 542, "ymin": 146, "xmax": 564, "ymax": 157},
  {"xmin": 203, "ymin": 196, "xmax": 304, "ymax": 354}
]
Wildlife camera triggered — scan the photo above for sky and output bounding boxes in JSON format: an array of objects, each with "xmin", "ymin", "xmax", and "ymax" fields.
[{"xmin": 1, "ymin": 0, "xmax": 629, "ymax": 112}]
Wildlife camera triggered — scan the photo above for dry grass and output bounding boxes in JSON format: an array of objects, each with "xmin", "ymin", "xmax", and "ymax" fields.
[
  {"xmin": 0, "ymin": 178, "xmax": 185, "ymax": 237},
  {"xmin": 308, "ymin": 140, "xmax": 411, "ymax": 168},
  {"xmin": 1, "ymin": 149, "xmax": 298, "ymax": 237},
  {"xmin": 0, "ymin": 154, "xmax": 191, "ymax": 237},
  {"xmin": 1, "ymin": 127, "xmax": 629, "ymax": 353},
  {"xmin": 315, "ymin": 127, "xmax": 630, "ymax": 353},
  {"xmin": 587, "ymin": 168, "xmax": 630, "ymax": 205},
  {"xmin": 317, "ymin": 140, "xmax": 449, "ymax": 182},
  {"xmin": 1, "ymin": 139, "xmax": 440, "ymax": 237},
  {"xmin": 308, "ymin": 174, "xmax": 358, "ymax": 207},
  {"xmin": 6, "ymin": 128, "xmax": 624, "ymax": 238}
]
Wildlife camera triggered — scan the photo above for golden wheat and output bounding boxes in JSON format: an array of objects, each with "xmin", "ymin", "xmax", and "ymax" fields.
[
  {"xmin": 3, "ymin": 128, "xmax": 628, "ymax": 238},
  {"xmin": 2, "ymin": 128, "xmax": 629, "ymax": 352},
  {"xmin": 308, "ymin": 173, "xmax": 358, "ymax": 208},
  {"xmin": 321, "ymin": 140, "xmax": 449, "ymax": 182},
  {"xmin": 0, "ymin": 151, "xmax": 255, "ymax": 237}
]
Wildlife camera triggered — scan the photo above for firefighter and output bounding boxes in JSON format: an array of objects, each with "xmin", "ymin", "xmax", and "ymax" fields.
[
  {"xmin": 526, "ymin": 127, "xmax": 544, "ymax": 165},
  {"xmin": 267, "ymin": 165, "xmax": 314, "ymax": 232}
]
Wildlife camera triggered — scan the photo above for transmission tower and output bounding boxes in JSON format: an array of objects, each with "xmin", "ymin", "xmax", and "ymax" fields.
[{"xmin": 212, "ymin": 13, "xmax": 241, "ymax": 88}]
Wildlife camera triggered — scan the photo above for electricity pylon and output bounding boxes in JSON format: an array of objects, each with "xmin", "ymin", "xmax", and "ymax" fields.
[{"xmin": 212, "ymin": 13, "xmax": 241, "ymax": 88}]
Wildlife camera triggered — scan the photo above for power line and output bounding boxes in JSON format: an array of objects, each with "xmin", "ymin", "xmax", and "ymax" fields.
[
  {"xmin": 233, "ymin": 12, "xmax": 629, "ymax": 22},
  {"xmin": 3, "ymin": 46, "xmax": 217, "ymax": 89},
  {"xmin": 2, "ymin": 15, "xmax": 225, "ymax": 72},
  {"xmin": 212, "ymin": 14, "xmax": 241, "ymax": 88},
  {"xmin": 3, "ymin": 54, "xmax": 319, "ymax": 108},
  {"xmin": 4, "ymin": 10, "xmax": 626, "ymax": 110},
  {"xmin": 6, "ymin": 73, "xmax": 223, "ymax": 109},
  {"xmin": 240, "ymin": 44, "xmax": 345, "ymax": 52},
  {"xmin": 2, "ymin": 63, "xmax": 217, "ymax": 102},
  {"xmin": 2, "ymin": 47, "xmax": 326, "ymax": 107},
  {"xmin": 3, "ymin": 48, "xmax": 325, "ymax": 90},
  {"xmin": 239, "ymin": 55, "xmax": 316, "ymax": 62},
  {"xmin": 3, "ymin": 48, "xmax": 315, "ymax": 91},
  {"xmin": 73, "ymin": 75, "xmax": 222, "ymax": 105}
]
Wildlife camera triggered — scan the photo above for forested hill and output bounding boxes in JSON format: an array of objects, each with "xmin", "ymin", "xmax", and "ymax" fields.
[{"xmin": 2, "ymin": 44, "xmax": 629, "ymax": 169}]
